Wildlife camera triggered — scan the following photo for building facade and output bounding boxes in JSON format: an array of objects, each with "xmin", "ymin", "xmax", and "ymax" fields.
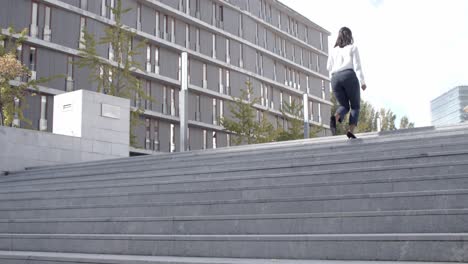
[
  {"xmin": 0, "ymin": 0, "xmax": 331, "ymax": 153},
  {"xmin": 431, "ymin": 86, "xmax": 468, "ymax": 126}
]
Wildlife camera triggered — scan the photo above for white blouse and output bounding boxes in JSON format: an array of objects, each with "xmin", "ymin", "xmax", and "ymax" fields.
[{"xmin": 327, "ymin": 44, "xmax": 366, "ymax": 86}]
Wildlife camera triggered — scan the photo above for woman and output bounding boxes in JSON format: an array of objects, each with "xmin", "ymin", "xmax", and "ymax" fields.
[{"xmin": 327, "ymin": 27, "xmax": 366, "ymax": 139}]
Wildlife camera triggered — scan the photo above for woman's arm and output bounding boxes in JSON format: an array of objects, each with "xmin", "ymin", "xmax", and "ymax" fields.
[{"xmin": 352, "ymin": 45, "xmax": 366, "ymax": 88}]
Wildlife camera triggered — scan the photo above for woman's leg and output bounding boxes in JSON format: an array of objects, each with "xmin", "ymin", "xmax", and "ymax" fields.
[
  {"xmin": 346, "ymin": 74, "xmax": 361, "ymax": 133},
  {"xmin": 332, "ymin": 81, "xmax": 350, "ymax": 124}
]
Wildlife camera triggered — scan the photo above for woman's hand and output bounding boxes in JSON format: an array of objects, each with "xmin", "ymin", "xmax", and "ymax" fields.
[{"xmin": 361, "ymin": 84, "xmax": 367, "ymax": 91}]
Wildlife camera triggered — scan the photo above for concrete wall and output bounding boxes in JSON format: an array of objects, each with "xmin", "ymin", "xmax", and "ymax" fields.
[
  {"xmin": 0, "ymin": 90, "xmax": 130, "ymax": 173},
  {"xmin": 0, "ymin": 126, "xmax": 124, "ymax": 173}
]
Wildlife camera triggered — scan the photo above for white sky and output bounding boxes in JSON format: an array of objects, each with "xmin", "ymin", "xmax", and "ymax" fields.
[{"xmin": 280, "ymin": 0, "xmax": 468, "ymax": 127}]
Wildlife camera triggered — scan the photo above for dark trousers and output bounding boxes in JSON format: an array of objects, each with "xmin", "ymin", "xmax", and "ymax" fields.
[{"xmin": 331, "ymin": 69, "xmax": 361, "ymax": 125}]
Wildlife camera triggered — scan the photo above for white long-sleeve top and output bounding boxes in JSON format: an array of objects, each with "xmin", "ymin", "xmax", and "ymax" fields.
[{"xmin": 327, "ymin": 44, "xmax": 366, "ymax": 86}]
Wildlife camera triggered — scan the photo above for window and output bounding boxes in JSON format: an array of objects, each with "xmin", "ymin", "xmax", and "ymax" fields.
[
  {"xmin": 145, "ymin": 80, "xmax": 152, "ymax": 109},
  {"xmin": 212, "ymin": 3, "xmax": 216, "ymax": 26},
  {"xmin": 109, "ymin": 0, "xmax": 115, "ymax": 20},
  {"xmin": 305, "ymin": 26, "xmax": 309, "ymax": 43},
  {"xmin": 273, "ymin": 61, "xmax": 277, "ymax": 81},
  {"xmin": 255, "ymin": 24, "xmax": 259, "ymax": 45},
  {"xmin": 170, "ymin": 124, "xmax": 176, "ymax": 152},
  {"xmin": 300, "ymin": 49, "xmax": 304, "ymax": 66},
  {"xmin": 79, "ymin": 17, "xmax": 86, "ymax": 49},
  {"xmin": 146, "ymin": 45, "xmax": 151, "ymax": 72},
  {"xmin": 282, "ymin": 39, "xmax": 286, "ymax": 57},
  {"xmin": 80, "ymin": 0, "xmax": 87, "ymax": 10},
  {"xmin": 195, "ymin": 0, "xmax": 200, "ymax": 18},
  {"xmin": 66, "ymin": 56, "xmax": 74, "ymax": 91},
  {"xmin": 239, "ymin": 15, "xmax": 243, "ymax": 37},
  {"xmin": 212, "ymin": 131, "xmax": 217, "ymax": 149},
  {"xmin": 145, "ymin": 118, "xmax": 151, "ymax": 149},
  {"xmin": 185, "ymin": 24, "xmax": 190, "ymax": 48},
  {"xmin": 39, "ymin": 95, "xmax": 47, "ymax": 131},
  {"xmin": 225, "ymin": 70, "xmax": 230, "ymax": 95},
  {"xmin": 162, "ymin": 86, "xmax": 167, "ymax": 114},
  {"xmin": 101, "ymin": 0, "xmax": 106, "ymax": 17},
  {"xmin": 239, "ymin": 44, "xmax": 244, "ymax": 68},
  {"xmin": 212, "ymin": 98, "xmax": 217, "ymax": 125},
  {"xmin": 196, "ymin": 28, "xmax": 200, "ymax": 52},
  {"xmin": 212, "ymin": 34, "xmax": 216, "ymax": 58},
  {"xmin": 219, "ymin": 6, "xmax": 224, "ymax": 23},
  {"xmin": 226, "ymin": 39, "xmax": 230, "ymax": 64},
  {"xmin": 309, "ymin": 101, "xmax": 314, "ymax": 121},
  {"xmin": 185, "ymin": 0, "xmax": 190, "ymax": 14},
  {"xmin": 218, "ymin": 68, "xmax": 223, "ymax": 94},
  {"xmin": 260, "ymin": 84, "xmax": 265, "ymax": 106},
  {"xmin": 278, "ymin": 13, "xmax": 281, "ymax": 29},
  {"xmin": 292, "ymin": 70, "xmax": 296, "ymax": 89},
  {"xmin": 43, "ymin": 6, "xmax": 51, "ymax": 41},
  {"xmin": 320, "ymin": 32, "xmax": 324, "ymax": 50},
  {"xmin": 321, "ymin": 80, "xmax": 326, "ymax": 99},
  {"xmin": 29, "ymin": 47, "xmax": 37, "ymax": 80},
  {"xmin": 171, "ymin": 18, "xmax": 175, "ymax": 43},
  {"xmin": 280, "ymin": 91, "xmax": 283, "ymax": 110},
  {"xmin": 30, "ymin": 2, "xmax": 39, "ymax": 37},
  {"xmin": 178, "ymin": 55, "xmax": 182, "ymax": 81},
  {"xmin": 163, "ymin": 15, "xmax": 168, "ymax": 40},
  {"xmin": 202, "ymin": 129, "xmax": 207, "ymax": 149},
  {"xmin": 187, "ymin": 58, "xmax": 191, "ymax": 83},
  {"xmin": 153, "ymin": 120, "xmax": 160, "ymax": 151},
  {"xmin": 202, "ymin": 63, "xmax": 207, "ymax": 88},
  {"xmin": 170, "ymin": 88, "xmax": 176, "ymax": 116},
  {"xmin": 137, "ymin": 3, "xmax": 142, "ymax": 30},
  {"xmin": 269, "ymin": 86, "xmax": 274, "ymax": 109},
  {"xmin": 155, "ymin": 11, "xmax": 160, "ymax": 37},
  {"xmin": 108, "ymin": 44, "xmax": 114, "ymax": 61},
  {"xmin": 195, "ymin": 95, "xmax": 201, "ymax": 121},
  {"xmin": 220, "ymin": 100, "xmax": 224, "ymax": 121},
  {"xmin": 318, "ymin": 103, "xmax": 322, "ymax": 123},
  {"xmin": 154, "ymin": 46, "xmax": 160, "ymax": 74},
  {"xmin": 316, "ymin": 55, "xmax": 320, "ymax": 72}
]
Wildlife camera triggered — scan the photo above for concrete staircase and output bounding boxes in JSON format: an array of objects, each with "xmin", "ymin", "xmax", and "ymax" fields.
[{"xmin": 1, "ymin": 123, "xmax": 468, "ymax": 263}]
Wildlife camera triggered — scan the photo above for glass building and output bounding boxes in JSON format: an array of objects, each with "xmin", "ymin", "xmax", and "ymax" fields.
[{"xmin": 431, "ymin": 86, "xmax": 468, "ymax": 126}]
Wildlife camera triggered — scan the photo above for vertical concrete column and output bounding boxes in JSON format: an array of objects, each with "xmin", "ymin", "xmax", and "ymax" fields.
[
  {"xmin": 303, "ymin": 93, "xmax": 309, "ymax": 139},
  {"xmin": 179, "ymin": 52, "xmax": 189, "ymax": 152}
]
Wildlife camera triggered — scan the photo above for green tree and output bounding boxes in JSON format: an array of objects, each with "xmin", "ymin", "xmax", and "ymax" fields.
[
  {"xmin": 276, "ymin": 99, "xmax": 304, "ymax": 141},
  {"xmin": 379, "ymin": 108, "xmax": 397, "ymax": 131},
  {"xmin": 75, "ymin": 0, "xmax": 148, "ymax": 146},
  {"xmin": 221, "ymin": 81, "xmax": 278, "ymax": 145},
  {"xmin": 399, "ymin": 116, "xmax": 415, "ymax": 129},
  {"xmin": 0, "ymin": 27, "xmax": 53, "ymax": 127}
]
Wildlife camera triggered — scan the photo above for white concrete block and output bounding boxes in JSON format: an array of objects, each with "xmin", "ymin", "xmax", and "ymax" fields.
[
  {"xmin": 111, "ymin": 143, "xmax": 129, "ymax": 156},
  {"xmin": 92, "ymin": 141, "xmax": 113, "ymax": 155}
]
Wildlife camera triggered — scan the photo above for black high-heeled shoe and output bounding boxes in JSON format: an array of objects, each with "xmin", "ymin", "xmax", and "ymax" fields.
[{"xmin": 346, "ymin": 131, "xmax": 357, "ymax": 139}]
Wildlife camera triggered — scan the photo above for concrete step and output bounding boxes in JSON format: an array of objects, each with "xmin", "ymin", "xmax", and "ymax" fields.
[
  {"xmin": 1, "ymin": 147, "xmax": 467, "ymax": 188},
  {"xmin": 0, "ymin": 250, "xmax": 455, "ymax": 264},
  {"xmin": 1, "ymin": 189, "xmax": 468, "ymax": 219},
  {"xmin": 2, "ymin": 173, "xmax": 468, "ymax": 210},
  {"xmin": 0, "ymin": 233, "xmax": 466, "ymax": 262},
  {"xmin": 16, "ymin": 123, "xmax": 468, "ymax": 174},
  {"xmin": 2, "ymin": 159, "xmax": 468, "ymax": 198},
  {"xmin": 6, "ymin": 128, "xmax": 468, "ymax": 180},
  {"xmin": 3, "ymin": 209, "xmax": 468, "ymax": 235}
]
